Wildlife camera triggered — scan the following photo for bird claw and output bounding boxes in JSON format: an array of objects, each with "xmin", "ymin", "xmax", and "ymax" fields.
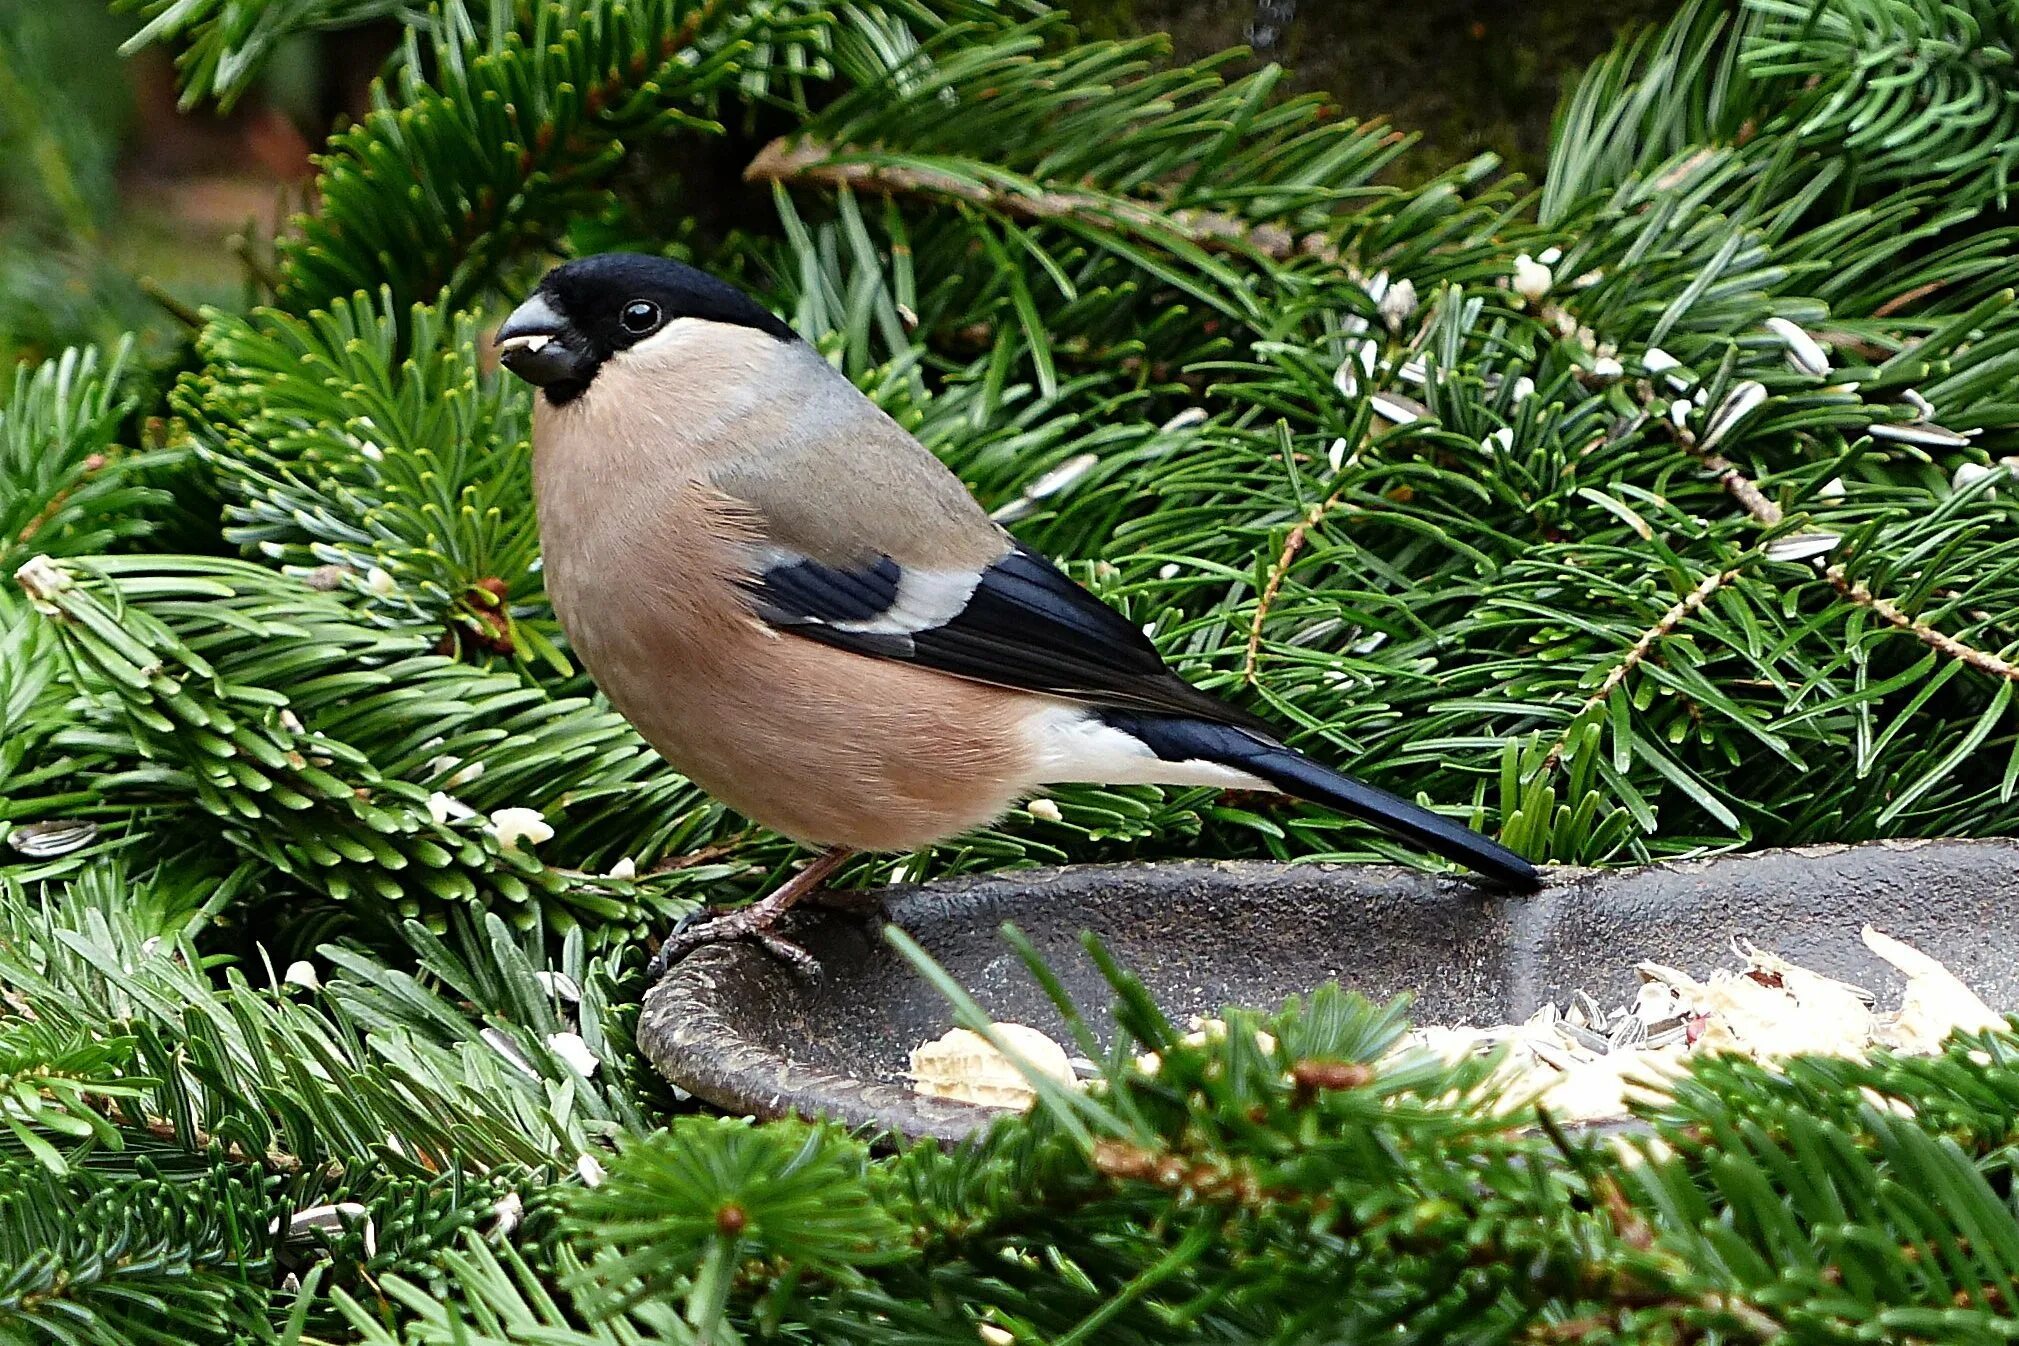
[
  {"xmin": 645, "ymin": 908, "xmax": 821, "ymax": 984},
  {"xmin": 754, "ymin": 929, "xmax": 822, "ymax": 979},
  {"xmin": 644, "ymin": 848, "xmax": 851, "ymax": 987}
]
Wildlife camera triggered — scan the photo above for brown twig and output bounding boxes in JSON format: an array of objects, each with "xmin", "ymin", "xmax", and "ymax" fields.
[
  {"xmin": 229, "ymin": 229, "xmax": 286, "ymax": 296},
  {"xmin": 1243, "ymin": 496, "xmax": 1342, "ymax": 684},
  {"xmin": 91, "ymin": 1097, "xmax": 321, "ymax": 1175},
  {"xmin": 139, "ymin": 278, "xmax": 204, "ymax": 330},
  {"xmin": 1541, "ymin": 568, "xmax": 1738, "ymax": 774},
  {"xmin": 1825, "ymin": 566, "xmax": 2019, "ymax": 683},
  {"xmin": 1872, "ymin": 279, "xmax": 1947, "ymax": 319},
  {"xmin": 1694, "ymin": 449, "xmax": 1782, "ymax": 527},
  {"xmin": 1809, "ymin": 328, "xmax": 1894, "ymax": 362},
  {"xmin": 646, "ymin": 834, "xmax": 754, "ymax": 874},
  {"xmin": 1092, "ymin": 1138, "xmax": 1265, "ymax": 1204},
  {"xmin": 1687, "ymin": 442, "xmax": 2019, "ymax": 683},
  {"xmin": 746, "ymin": 136, "xmax": 1332, "ymax": 263}
]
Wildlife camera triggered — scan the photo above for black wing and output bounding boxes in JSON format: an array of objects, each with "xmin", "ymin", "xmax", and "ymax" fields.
[{"xmin": 745, "ymin": 542, "xmax": 1276, "ymax": 733}]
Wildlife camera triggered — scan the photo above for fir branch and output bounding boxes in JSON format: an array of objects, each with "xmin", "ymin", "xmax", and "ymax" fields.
[
  {"xmin": 0, "ymin": 1163, "xmax": 281, "ymax": 1346},
  {"xmin": 1683, "ymin": 432, "xmax": 2019, "ymax": 687},
  {"xmin": 0, "ymin": 1019, "xmax": 143, "ymax": 1174},
  {"xmin": 1241, "ymin": 492, "xmax": 1343, "ymax": 685},
  {"xmin": 1540, "ymin": 566, "xmax": 1741, "ymax": 776},
  {"xmin": 1693, "ymin": 447, "xmax": 1783, "ymax": 527},
  {"xmin": 0, "ymin": 342, "xmax": 169, "ymax": 576},
  {"xmin": 0, "ymin": 863, "xmax": 645, "ymax": 1185},
  {"xmin": 279, "ymin": 0, "xmax": 781, "ymax": 314},
  {"xmin": 747, "ymin": 135, "xmax": 1338, "ymax": 265},
  {"xmin": 117, "ymin": 0, "xmax": 430, "ymax": 110},
  {"xmin": 1826, "ymin": 566, "xmax": 2019, "ymax": 684},
  {"xmin": 84, "ymin": 1097, "xmax": 317, "ymax": 1177}
]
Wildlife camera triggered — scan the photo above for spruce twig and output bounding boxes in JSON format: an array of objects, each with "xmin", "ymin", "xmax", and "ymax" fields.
[
  {"xmin": 745, "ymin": 135, "xmax": 1346, "ymax": 264},
  {"xmin": 1826, "ymin": 566, "xmax": 2019, "ymax": 683},
  {"xmin": 1540, "ymin": 567, "xmax": 1740, "ymax": 775}
]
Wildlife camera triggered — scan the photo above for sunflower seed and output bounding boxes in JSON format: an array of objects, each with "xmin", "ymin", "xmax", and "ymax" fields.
[
  {"xmin": 1562, "ymin": 1022, "xmax": 1612, "ymax": 1055},
  {"xmin": 1025, "ymin": 452, "xmax": 1100, "ymax": 499},
  {"xmin": 1764, "ymin": 317, "xmax": 1830, "ymax": 378},
  {"xmin": 1333, "ymin": 340, "xmax": 1378, "ymax": 397},
  {"xmin": 1698, "ymin": 380, "xmax": 1768, "ymax": 450},
  {"xmin": 1370, "ymin": 391, "xmax": 1428, "ymax": 426},
  {"xmin": 279, "ymin": 1203, "xmax": 377, "ymax": 1258},
  {"xmin": 1872, "ymin": 421, "xmax": 1975, "ymax": 449},
  {"xmin": 6, "ymin": 821, "xmax": 97, "ymax": 859},
  {"xmin": 1764, "ymin": 532, "xmax": 1841, "ymax": 562}
]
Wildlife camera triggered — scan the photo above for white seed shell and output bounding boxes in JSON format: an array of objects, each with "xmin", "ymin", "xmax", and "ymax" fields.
[
  {"xmin": 909, "ymin": 1024, "xmax": 1079, "ymax": 1110},
  {"xmin": 546, "ymin": 1031, "xmax": 600, "ymax": 1078},
  {"xmin": 1951, "ymin": 461, "xmax": 2002, "ymax": 493},
  {"xmin": 1763, "ymin": 533, "xmax": 1841, "ymax": 563},
  {"xmin": 6, "ymin": 821, "xmax": 98, "ymax": 859},
  {"xmin": 1863, "ymin": 927, "xmax": 2003, "ymax": 1053},
  {"xmin": 1874, "ymin": 421, "xmax": 1976, "ymax": 449},
  {"xmin": 1698, "ymin": 380, "xmax": 1768, "ymax": 451},
  {"xmin": 487, "ymin": 807, "xmax": 553, "ymax": 851},
  {"xmin": 1511, "ymin": 254, "xmax": 1553, "ymax": 303},
  {"xmin": 1764, "ymin": 317, "xmax": 1831, "ymax": 378},
  {"xmin": 1378, "ymin": 277, "xmax": 1418, "ymax": 331},
  {"xmin": 1024, "ymin": 453, "xmax": 1100, "ymax": 500}
]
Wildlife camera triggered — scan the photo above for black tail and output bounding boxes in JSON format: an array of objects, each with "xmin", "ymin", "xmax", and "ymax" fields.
[{"xmin": 1098, "ymin": 711, "xmax": 1541, "ymax": 891}]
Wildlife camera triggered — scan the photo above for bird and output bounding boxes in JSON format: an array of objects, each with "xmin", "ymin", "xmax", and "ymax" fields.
[{"xmin": 493, "ymin": 253, "xmax": 1540, "ymax": 976}]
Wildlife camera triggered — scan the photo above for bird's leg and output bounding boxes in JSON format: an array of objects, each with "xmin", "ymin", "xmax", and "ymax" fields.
[{"xmin": 646, "ymin": 847, "xmax": 855, "ymax": 983}]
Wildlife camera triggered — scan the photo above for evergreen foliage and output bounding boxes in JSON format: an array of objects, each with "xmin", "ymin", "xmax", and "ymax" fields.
[{"xmin": 6, "ymin": 0, "xmax": 2019, "ymax": 1339}]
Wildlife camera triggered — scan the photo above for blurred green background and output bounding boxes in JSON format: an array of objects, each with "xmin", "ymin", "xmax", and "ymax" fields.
[{"xmin": 0, "ymin": 0, "xmax": 1668, "ymax": 368}]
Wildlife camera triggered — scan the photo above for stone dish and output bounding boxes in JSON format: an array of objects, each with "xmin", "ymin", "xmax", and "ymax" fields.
[{"xmin": 637, "ymin": 839, "xmax": 2019, "ymax": 1142}]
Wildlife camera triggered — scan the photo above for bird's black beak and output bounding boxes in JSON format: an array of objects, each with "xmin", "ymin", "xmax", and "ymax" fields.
[{"xmin": 495, "ymin": 293, "xmax": 594, "ymax": 388}]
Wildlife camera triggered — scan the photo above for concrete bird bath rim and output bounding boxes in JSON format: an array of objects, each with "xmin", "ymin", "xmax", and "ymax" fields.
[{"xmin": 636, "ymin": 839, "xmax": 2019, "ymax": 1142}]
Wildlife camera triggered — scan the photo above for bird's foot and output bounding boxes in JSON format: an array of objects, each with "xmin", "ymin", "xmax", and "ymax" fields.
[
  {"xmin": 642, "ymin": 847, "xmax": 854, "ymax": 986},
  {"xmin": 645, "ymin": 906, "xmax": 821, "ymax": 982}
]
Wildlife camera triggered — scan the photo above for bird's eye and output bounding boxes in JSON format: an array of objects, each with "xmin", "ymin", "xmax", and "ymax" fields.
[{"xmin": 620, "ymin": 300, "xmax": 661, "ymax": 334}]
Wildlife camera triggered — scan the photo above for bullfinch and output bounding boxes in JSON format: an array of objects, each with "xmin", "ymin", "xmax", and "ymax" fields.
[{"xmin": 494, "ymin": 253, "xmax": 1540, "ymax": 976}]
